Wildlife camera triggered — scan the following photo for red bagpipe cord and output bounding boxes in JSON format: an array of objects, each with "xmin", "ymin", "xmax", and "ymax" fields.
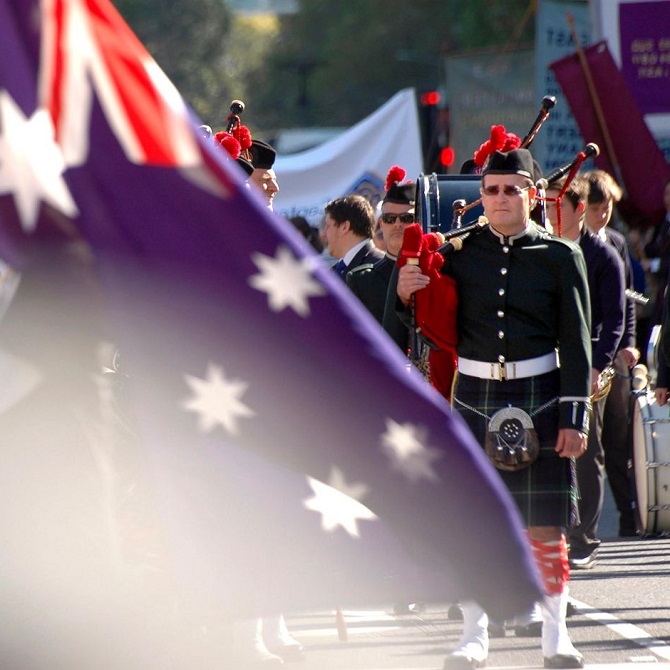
[
  {"xmin": 397, "ymin": 225, "xmax": 458, "ymax": 400},
  {"xmin": 530, "ymin": 536, "xmax": 570, "ymax": 596},
  {"xmin": 541, "ymin": 153, "xmax": 589, "ymax": 237}
]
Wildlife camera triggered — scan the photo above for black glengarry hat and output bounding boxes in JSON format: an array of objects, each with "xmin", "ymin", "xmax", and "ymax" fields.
[
  {"xmin": 249, "ymin": 139, "xmax": 277, "ymax": 169},
  {"xmin": 482, "ymin": 148, "xmax": 534, "ymax": 179},
  {"xmin": 382, "ymin": 166, "xmax": 415, "ymax": 206}
]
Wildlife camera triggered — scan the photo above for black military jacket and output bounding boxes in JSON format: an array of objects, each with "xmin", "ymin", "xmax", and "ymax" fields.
[{"xmin": 440, "ymin": 223, "xmax": 592, "ymax": 430}]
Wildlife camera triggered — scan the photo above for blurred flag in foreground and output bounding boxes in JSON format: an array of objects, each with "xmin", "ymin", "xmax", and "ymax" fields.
[
  {"xmin": 0, "ymin": 0, "xmax": 542, "ymax": 667},
  {"xmin": 550, "ymin": 41, "xmax": 670, "ymax": 223}
]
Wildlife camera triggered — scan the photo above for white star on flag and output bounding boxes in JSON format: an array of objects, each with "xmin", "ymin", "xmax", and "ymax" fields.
[
  {"xmin": 182, "ymin": 362, "xmax": 255, "ymax": 435},
  {"xmin": 249, "ymin": 245, "xmax": 326, "ymax": 316},
  {"xmin": 0, "ymin": 91, "xmax": 78, "ymax": 232},
  {"xmin": 381, "ymin": 418, "xmax": 441, "ymax": 483},
  {"xmin": 304, "ymin": 467, "xmax": 377, "ymax": 537}
]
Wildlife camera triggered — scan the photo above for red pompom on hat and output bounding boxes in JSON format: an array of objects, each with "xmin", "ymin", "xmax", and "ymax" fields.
[
  {"xmin": 383, "ymin": 165, "xmax": 415, "ymax": 206},
  {"xmin": 214, "ymin": 131, "xmax": 242, "ymax": 160},
  {"xmin": 385, "ymin": 165, "xmax": 407, "ymax": 191},
  {"xmin": 232, "ymin": 124, "xmax": 252, "ymax": 151},
  {"xmin": 473, "ymin": 125, "xmax": 522, "ymax": 167}
]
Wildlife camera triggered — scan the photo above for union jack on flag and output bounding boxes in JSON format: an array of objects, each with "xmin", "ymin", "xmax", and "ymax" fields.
[{"xmin": 39, "ymin": 0, "xmax": 201, "ymax": 168}]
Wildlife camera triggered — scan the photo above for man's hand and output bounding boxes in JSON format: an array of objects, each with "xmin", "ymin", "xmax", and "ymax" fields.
[
  {"xmin": 618, "ymin": 346, "xmax": 640, "ymax": 369},
  {"xmin": 397, "ymin": 263, "xmax": 430, "ymax": 305},
  {"xmin": 555, "ymin": 428, "xmax": 587, "ymax": 458}
]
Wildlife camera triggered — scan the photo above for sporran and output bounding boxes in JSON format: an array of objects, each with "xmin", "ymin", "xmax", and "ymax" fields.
[{"xmin": 485, "ymin": 406, "xmax": 540, "ymax": 472}]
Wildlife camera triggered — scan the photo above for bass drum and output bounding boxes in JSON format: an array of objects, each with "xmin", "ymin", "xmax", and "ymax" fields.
[
  {"xmin": 645, "ymin": 324, "xmax": 661, "ymax": 388},
  {"xmin": 630, "ymin": 391, "xmax": 670, "ymax": 536},
  {"xmin": 415, "ymin": 173, "xmax": 483, "ymax": 234}
]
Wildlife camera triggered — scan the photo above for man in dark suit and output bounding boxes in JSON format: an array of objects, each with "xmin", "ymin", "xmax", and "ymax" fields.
[
  {"xmin": 583, "ymin": 169, "xmax": 641, "ymax": 539},
  {"xmin": 322, "ymin": 195, "xmax": 383, "ymax": 280},
  {"xmin": 546, "ymin": 176, "xmax": 626, "ymax": 570}
]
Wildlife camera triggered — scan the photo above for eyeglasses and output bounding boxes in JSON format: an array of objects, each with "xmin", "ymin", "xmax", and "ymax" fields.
[
  {"xmin": 480, "ymin": 184, "xmax": 532, "ymax": 198},
  {"xmin": 381, "ymin": 213, "xmax": 415, "ymax": 224}
]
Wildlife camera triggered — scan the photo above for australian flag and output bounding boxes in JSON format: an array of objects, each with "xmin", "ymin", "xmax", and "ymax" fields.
[{"xmin": 0, "ymin": 1, "xmax": 542, "ymax": 667}]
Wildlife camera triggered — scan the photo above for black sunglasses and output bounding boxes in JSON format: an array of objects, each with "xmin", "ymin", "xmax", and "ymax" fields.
[{"xmin": 381, "ymin": 213, "xmax": 414, "ymax": 224}]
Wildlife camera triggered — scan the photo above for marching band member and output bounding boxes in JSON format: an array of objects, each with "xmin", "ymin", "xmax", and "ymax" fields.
[
  {"xmin": 398, "ymin": 148, "xmax": 592, "ymax": 670},
  {"xmin": 581, "ymin": 169, "xmax": 641, "ymax": 540},
  {"xmin": 546, "ymin": 176, "xmax": 625, "ymax": 569}
]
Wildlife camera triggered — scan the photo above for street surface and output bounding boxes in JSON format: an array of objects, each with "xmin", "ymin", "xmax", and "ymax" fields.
[{"xmin": 284, "ymin": 488, "xmax": 670, "ymax": 669}]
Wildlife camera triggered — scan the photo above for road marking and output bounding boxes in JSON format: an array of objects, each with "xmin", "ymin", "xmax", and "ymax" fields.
[
  {"xmin": 571, "ymin": 598, "xmax": 670, "ymax": 661},
  {"xmin": 295, "ymin": 609, "xmax": 399, "ymax": 638}
]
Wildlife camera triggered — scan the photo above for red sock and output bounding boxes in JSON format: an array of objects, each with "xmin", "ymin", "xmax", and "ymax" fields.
[{"xmin": 530, "ymin": 537, "xmax": 569, "ymax": 596}]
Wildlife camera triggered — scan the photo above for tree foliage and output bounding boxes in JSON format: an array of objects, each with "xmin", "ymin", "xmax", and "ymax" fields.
[
  {"xmin": 247, "ymin": 0, "xmax": 537, "ymax": 130},
  {"xmin": 114, "ymin": 0, "xmax": 558, "ymax": 132},
  {"xmin": 114, "ymin": 0, "xmax": 279, "ymax": 130}
]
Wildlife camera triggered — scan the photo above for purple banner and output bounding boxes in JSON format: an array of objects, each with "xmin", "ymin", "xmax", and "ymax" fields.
[{"xmin": 619, "ymin": 1, "xmax": 670, "ymax": 115}]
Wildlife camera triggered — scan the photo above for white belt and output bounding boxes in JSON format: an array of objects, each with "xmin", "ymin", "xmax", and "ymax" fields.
[{"xmin": 458, "ymin": 351, "xmax": 559, "ymax": 381}]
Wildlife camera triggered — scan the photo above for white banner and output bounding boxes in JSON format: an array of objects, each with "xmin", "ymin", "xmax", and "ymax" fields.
[{"xmin": 273, "ymin": 88, "xmax": 424, "ymax": 226}]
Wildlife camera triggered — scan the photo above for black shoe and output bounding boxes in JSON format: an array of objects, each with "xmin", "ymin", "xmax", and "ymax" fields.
[
  {"xmin": 568, "ymin": 546, "xmax": 598, "ymax": 569},
  {"xmin": 543, "ymin": 653, "xmax": 584, "ymax": 668},
  {"xmin": 619, "ymin": 527, "xmax": 638, "ymax": 537}
]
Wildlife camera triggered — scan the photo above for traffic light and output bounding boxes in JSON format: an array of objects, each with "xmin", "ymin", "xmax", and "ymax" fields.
[
  {"xmin": 440, "ymin": 146, "xmax": 455, "ymax": 168},
  {"xmin": 418, "ymin": 89, "xmax": 451, "ymax": 174}
]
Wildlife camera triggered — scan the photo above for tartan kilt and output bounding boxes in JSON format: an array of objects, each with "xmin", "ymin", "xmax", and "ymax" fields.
[{"xmin": 453, "ymin": 368, "xmax": 577, "ymax": 528}]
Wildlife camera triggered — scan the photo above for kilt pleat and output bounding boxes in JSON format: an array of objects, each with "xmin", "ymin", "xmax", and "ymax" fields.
[{"xmin": 453, "ymin": 368, "xmax": 577, "ymax": 528}]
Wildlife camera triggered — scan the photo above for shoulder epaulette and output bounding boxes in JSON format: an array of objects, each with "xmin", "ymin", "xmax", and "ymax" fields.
[{"xmin": 347, "ymin": 262, "xmax": 376, "ymax": 277}]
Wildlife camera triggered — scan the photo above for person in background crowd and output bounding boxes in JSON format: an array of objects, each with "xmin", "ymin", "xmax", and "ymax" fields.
[
  {"xmin": 582, "ymin": 169, "xmax": 641, "ymax": 541},
  {"xmin": 322, "ymin": 195, "xmax": 383, "ymax": 280},
  {"xmin": 289, "ymin": 215, "xmax": 324, "ymax": 253},
  {"xmin": 546, "ymin": 176, "xmax": 625, "ymax": 571},
  {"xmin": 643, "ymin": 176, "xmax": 670, "ymax": 327},
  {"xmin": 398, "ymin": 148, "xmax": 591, "ymax": 670},
  {"xmin": 654, "ymin": 278, "xmax": 670, "ymax": 406}
]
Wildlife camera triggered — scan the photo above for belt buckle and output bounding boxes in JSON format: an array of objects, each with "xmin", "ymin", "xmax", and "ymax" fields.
[{"xmin": 492, "ymin": 361, "xmax": 506, "ymax": 381}]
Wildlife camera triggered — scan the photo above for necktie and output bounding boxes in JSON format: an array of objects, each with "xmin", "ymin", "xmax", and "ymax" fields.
[{"xmin": 334, "ymin": 259, "xmax": 347, "ymax": 277}]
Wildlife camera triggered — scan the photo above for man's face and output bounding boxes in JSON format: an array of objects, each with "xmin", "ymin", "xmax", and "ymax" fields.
[
  {"xmin": 585, "ymin": 198, "xmax": 613, "ymax": 232},
  {"xmin": 480, "ymin": 174, "xmax": 535, "ymax": 235},
  {"xmin": 546, "ymin": 190, "xmax": 584, "ymax": 241},
  {"xmin": 321, "ymin": 214, "xmax": 347, "ymax": 258},
  {"xmin": 248, "ymin": 168, "xmax": 279, "ymax": 210},
  {"xmin": 379, "ymin": 202, "xmax": 415, "ymax": 256}
]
